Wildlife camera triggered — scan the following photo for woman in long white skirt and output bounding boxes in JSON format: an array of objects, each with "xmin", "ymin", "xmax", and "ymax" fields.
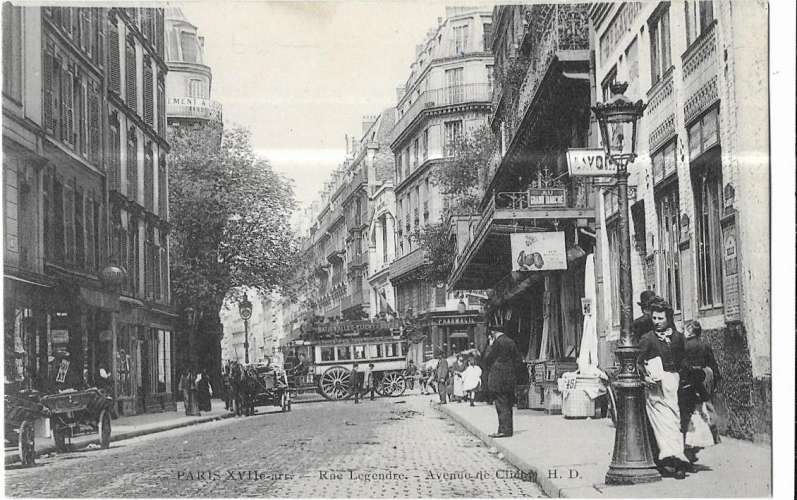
[
  {"xmin": 461, "ymin": 357, "xmax": 483, "ymax": 406},
  {"xmin": 452, "ymin": 355, "xmax": 466, "ymax": 402}
]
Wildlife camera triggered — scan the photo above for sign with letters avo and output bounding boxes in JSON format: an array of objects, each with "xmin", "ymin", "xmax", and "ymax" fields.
[
  {"xmin": 510, "ymin": 232, "xmax": 567, "ymax": 272},
  {"xmin": 566, "ymin": 148, "xmax": 616, "ymax": 177}
]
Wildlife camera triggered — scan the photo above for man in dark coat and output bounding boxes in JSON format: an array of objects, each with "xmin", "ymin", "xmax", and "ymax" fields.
[
  {"xmin": 350, "ymin": 362, "xmax": 362, "ymax": 404},
  {"xmin": 483, "ymin": 324, "xmax": 523, "ymax": 437},
  {"xmin": 632, "ymin": 290, "xmax": 657, "ymax": 343},
  {"xmin": 435, "ymin": 349, "xmax": 449, "ymax": 404}
]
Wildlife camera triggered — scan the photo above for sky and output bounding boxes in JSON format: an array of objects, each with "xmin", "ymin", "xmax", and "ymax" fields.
[{"xmin": 176, "ymin": 0, "xmax": 474, "ymax": 212}]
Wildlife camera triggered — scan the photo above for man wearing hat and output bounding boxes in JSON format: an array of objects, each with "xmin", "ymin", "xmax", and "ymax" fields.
[
  {"xmin": 633, "ymin": 290, "xmax": 658, "ymax": 343},
  {"xmin": 434, "ymin": 348, "xmax": 449, "ymax": 404},
  {"xmin": 483, "ymin": 323, "xmax": 523, "ymax": 438}
]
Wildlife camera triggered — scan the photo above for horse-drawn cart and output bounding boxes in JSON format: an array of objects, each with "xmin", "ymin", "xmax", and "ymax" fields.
[
  {"xmin": 40, "ymin": 388, "xmax": 114, "ymax": 452},
  {"xmin": 245, "ymin": 363, "xmax": 292, "ymax": 412},
  {"xmin": 4, "ymin": 391, "xmax": 49, "ymax": 465}
]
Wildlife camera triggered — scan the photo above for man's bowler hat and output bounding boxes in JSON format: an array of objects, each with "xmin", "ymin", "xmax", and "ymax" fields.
[{"xmin": 638, "ymin": 290, "xmax": 657, "ymax": 308}]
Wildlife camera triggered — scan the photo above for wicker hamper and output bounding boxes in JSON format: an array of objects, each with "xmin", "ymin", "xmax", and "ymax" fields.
[{"xmin": 562, "ymin": 376, "xmax": 603, "ymax": 418}]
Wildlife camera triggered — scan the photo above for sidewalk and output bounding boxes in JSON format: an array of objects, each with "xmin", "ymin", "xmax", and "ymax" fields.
[
  {"xmin": 434, "ymin": 399, "xmax": 771, "ymax": 498},
  {"xmin": 5, "ymin": 399, "xmax": 232, "ymax": 466}
]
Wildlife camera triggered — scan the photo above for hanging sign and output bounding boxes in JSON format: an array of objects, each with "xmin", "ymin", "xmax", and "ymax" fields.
[
  {"xmin": 566, "ymin": 148, "xmax": 616, "ymax": 176},
  {"xmin": 510, "ymin": 232, "xmax": 567, "ymax": 272},
  {"xmin": 527, "ymin": 188, "xmax": 567, "ymax": 207}
]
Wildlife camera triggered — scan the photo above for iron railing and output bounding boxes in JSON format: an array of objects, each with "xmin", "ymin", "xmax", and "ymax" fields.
[{"xmin": 393, "ymin": 83, "xmax": 493, "ymax": 141}]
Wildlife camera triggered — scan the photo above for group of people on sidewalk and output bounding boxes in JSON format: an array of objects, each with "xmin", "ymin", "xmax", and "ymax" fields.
[
  {"xmin": 177, "ymin": 368, "xmax": 213, "ymax": 416},
  {"xmin": 635, "ymin": 290, "xmax": 723, "ymax": 479},
  {"xmin": 419, "ymin": 349, "xmax": 485, "ymax": 407}
]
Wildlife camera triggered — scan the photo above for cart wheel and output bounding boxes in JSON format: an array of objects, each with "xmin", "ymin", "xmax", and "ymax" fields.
[
  {"xmin": 98, "ymin": 409, "xmax": 111, "ymax": 449},
  {"xmin": 51, "ymin": 419, "xmax": 67, "ymax": 453},
  {"xmin": 381, "ymin": 371, "xmax": 406, "ymax": 397},
  {"xmin": 18, "ymin": 420, "xmax": 35, "ymax": 466},
  {"xmin": 318, "ymin": 366, "xmax": 352, "ymax": 400}
]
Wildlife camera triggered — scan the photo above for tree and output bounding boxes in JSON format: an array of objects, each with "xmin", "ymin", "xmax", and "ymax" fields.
[
  {"xmin": 432, "ymin": 124, "xmax": 497, "ymax": 217},
  {"xmin": 168, "ymin": 124, "xmax": 298, "ymax": 372},
  {"xmin": 411, "ymin": 223, "xmax": 456, "ymax": 285}
]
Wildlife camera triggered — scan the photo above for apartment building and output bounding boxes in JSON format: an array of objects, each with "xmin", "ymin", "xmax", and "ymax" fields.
[
  {"xmin": 3, "ymin": 5, "xmax": 175, "ymax": 415},
  {"xmin": 388, "ymin": 7, "xmax": 493, "ymax": 357}
]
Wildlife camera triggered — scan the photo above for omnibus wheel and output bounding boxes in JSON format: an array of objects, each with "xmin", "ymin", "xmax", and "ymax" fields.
[
  {"xmin": 98, "ymin": 409, "xmax": 112, "ymax": 449},
  {"xmin": 381, "ymin": 371, "xmax": 406, "ymax": 397},
  {"xmin": 318, "ymin": 366, "xmax": 352, "ymax": 400}
]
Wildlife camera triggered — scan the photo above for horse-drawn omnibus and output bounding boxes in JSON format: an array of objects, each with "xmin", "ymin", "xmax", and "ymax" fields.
[{"xmin": 298, "ymin": 319, "xmax": 419, "ymax": 400}]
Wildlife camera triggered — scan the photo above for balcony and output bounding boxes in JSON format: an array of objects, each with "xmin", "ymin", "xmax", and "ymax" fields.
[
  {"xmin": 511, "ymin": 3, "xmax": 590, "ymax": 141},
  {"xmin": 646, "ymin": 67, "xmax": 676, "ymax": 153},
  {"xmin": 392, "ymin": 83, "xmax": 493, "ymax": 147},
  {"xmin": 166, "ymin": 97, "xmax": 223, "ymax": 123},
  {"xmin": 388, "ymin": 249, "xmax": 429, "ymax": 285}
]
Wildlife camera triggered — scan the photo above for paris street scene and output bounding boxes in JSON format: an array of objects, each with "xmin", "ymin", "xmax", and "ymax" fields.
[{"xmin": 2, "ymin": 1, "xmax": 786, "ymax": 498}]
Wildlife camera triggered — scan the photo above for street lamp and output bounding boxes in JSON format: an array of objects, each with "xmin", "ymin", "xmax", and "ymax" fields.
[
  {"xmin": 238, "ymin": 295, "xmax": 253, "ymax": 364},
  {"xmin": 592, "ymin": 82, "xmax": 659, "ymax": 485}
]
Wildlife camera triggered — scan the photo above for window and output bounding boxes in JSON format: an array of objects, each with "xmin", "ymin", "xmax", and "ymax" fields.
[
  {"xmin": 144, "ymin": 144, "xmax": 154, "ymax": 211},
  {"xmin": 444, "ymin": 120, "xmax": 463, "ymax": 156},
  {"xmin": 143, "ymin": 57, "xmax": 154, "ymax": 125},
  {"xmin": 336, "ymin": 346, "xmax": 351, "ymax": 361},
  {"xmin": 435, "ymin": 285, "xmax": 447, "ymax": 307},
  {"xmin": 688, "ymin": 107, "xmax": 720, "ymax": 160},
  {"xmin": 128, "ymin": 217, "xmax": 139, "ymax": 295},
  {"xmin": 126, "ymin": 38, "xmax": 137, "ymax": 111},
  {"xmin": 685, "ymin": 0, "xmax": 714, "ymax": 47},
  {"xmin": 157, "ymin": 80, "xmax": 166, "ymax": 133},
  {"xmin": 43, "ymin": 39, "xmax": 61, "ymax": 135},
  {"xmin": 180, "ymin": 32, "xmax": 198, "ymax": 63},
  {"xmin": 412, "ymin": 138, "xmax": 419, "ymax": 168},
  {"xmin": 75, "ymin": 189, "xmax": 85, "ymax": 267},
  {"xmin": 2, "ymin": 3, "xmax": 22, "ymax": 102},
  {"xmin": 649, "ymin": 6, "xmax": 671, "ymax": 85},
  {"xmin": 395, "ymin": 153, "xmax": 402, "ymax": 183},
  {"xmin": 652, "ymin": 141, "xmax": 677, "ymax": 186},
  {"xmin": 353, "ymin": 345, "xmax": 366, "ymax": 360},
  {"xmin": 52, "ymin": 178, "xmax": 65, "ymax": 262},
  {"xmin": 486, "ymin": 64, "xmax": 494, "ymax": 89},
  {"xmin": 656, "ymin": 181, "xmax": 682, "ymax": 312},
  {"xmin": 188, "ymin": 79, "xmax": 204, "ymax": 98},
  {"xmin": 127, "ymin": 129, "xmax": 138, "ymax": 202},
  {"xmin": 62, "ymin": 64, "xmax": 75, "ymax": 147},
  {"xmin": 483, "ymin": 23, "xmax": 493, "ymax": 51},
  {"xmin": 109, "ymin": 114, "xmax": 121, "ymax": 190},
  {"xmin": 368, "ymin": 344, "xmax": 383, "ymax": 359},
  {"xmin": 385, "ymin": 342, "xmax": 400, "ymax": 358},
  {"xmin": 75, "ymin": 73, "xmax": 86, "ymax": 155},
  {"xmin": 64, "ymin": 182, "xmax": 75, "ymax": 263},
  {"xmin": 320, "ymin": 346, "xmax": 335, "ymax": 362},
  {"xmin": 693, "ymin": 158, "xmax": 723, "ymax": 309},
  {"xmin": 445, "ymin": 67, "xmax": 464, "ymax": 103},
  {"xmin": 601, "ymin": 67, "xmax": 617, "ymax": 103},
  {"xmin": 453, "ymin": 24, "xmax": 470, "ymax": 55},
  {"xmin": 158, "ymin": 155, "xmax": 167, "ymax": 217},
  {"xmin": 422, "ymin": 129, "xmax": 429, "ymax": 160},
  {"xmin": 88, "ymin": 83, "xmax": 101, "ymax": 164}
]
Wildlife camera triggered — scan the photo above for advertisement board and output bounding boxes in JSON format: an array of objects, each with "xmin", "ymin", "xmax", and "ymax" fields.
[{"xmin": 510, "ymin": 232, "xmax": 567, "ymax": 272}]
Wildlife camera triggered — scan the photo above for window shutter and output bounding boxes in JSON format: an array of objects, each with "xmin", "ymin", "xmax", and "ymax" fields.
[
  {"xmin": 143, "ymin": 59, "xmax": 154, "ymax": 126},
  {"xmin": 89, "ymin": 83, "xmax": 100, "ymax": 165},
  {"xmin": 86, "ymin": 196, "xmax": 95, "ymax": 271},
  {"xmin": 62, "ymin": 64, "xmax": 74, "ymax": 145},
  {"xmin": 65, "ymin": 182, "xmax": 75, "ymax": 263},
  {"xmin": 109, "ymin": 20, "xmax": 120, "ymax": 92},
  {"xmin": 43, "ymin": 43, "xmax": 54, "ymax": 132},
  {"xmin": 96, "ymin": 9, "xmax": 104, "ymax": 68},
  {"xmin": 126, "ymin": 40, "xmax": 136, "ymax": 111},
  {"xmin": 78, "ymin": 77, "xmax": 87, "ymax": 156}
]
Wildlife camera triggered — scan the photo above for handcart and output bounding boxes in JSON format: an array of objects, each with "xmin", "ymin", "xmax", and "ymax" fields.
[
  {"xmin": 4, "ymin": 390, "xmax": 49, "ymax": 465},
  {"xmin": 40, "ymin": 388, "xmax": 114, "ymax": 452}
]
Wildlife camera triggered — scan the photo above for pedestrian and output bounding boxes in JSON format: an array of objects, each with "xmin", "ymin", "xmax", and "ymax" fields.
[
  {"xmin": 405, "ymin": 360, "xmax": 418, "ymax": 391},
  {"xmin": 462, "ymin": 356, "xmax": 483, "ymax": 407},
  {"xmin": 222, "ymin": 362, "xmax": 233, "ymax": 411},
  {"xmin": 483, "ymin": 323, "xmax": 523, "ymax": 438},
  {"xmin": 351, "ymin": 362, "xmax": 362, "ymax": 404},
  {"xmin": 452, "ymin": 355, "xmax": 466, "ymax": 402},
  {"xmin": 632, "ymin": 290, "xmax": 657, "ymax": 343},
  {"xmin": 435, "ymin": 349, "xmax": 449, "ymax": 404},
  {"xmin": 638, "ymin": 298, "xmax": 691, "ymax": 479},
  {"xmin": 197, "ymin": 369, "xmax": 212, "ymax": 412},
  {"xmin": 366, "ymin": 363, "xmax": 377, "ymax": 400},
  {"xmin": 680, "ymin": 320, "xmax": 722, "ymax": 463}
]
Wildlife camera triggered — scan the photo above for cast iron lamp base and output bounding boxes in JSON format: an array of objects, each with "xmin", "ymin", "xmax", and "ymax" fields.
[{"xmin": 605, "ymin": 345, "xmax": 661, "ymax": 485}]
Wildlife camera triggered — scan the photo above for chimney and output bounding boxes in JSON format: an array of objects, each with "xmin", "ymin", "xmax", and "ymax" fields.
[{"xmin": 362, "ymin": 115, "xmax": 377, "ymax": 136}]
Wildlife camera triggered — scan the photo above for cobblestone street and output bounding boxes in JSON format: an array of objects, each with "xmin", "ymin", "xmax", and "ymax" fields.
[{"xmin": 5, "ymin": 396, "xmax": 544, "ymax": 498}]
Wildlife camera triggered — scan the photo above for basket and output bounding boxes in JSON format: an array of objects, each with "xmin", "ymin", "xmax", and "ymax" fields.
[
  {"xmin": 528, "ymin": 384, "xmax": 545, "ymax": 410},
  {"xmin": 562, "ymin": 376, "xmax": 603, "ymax": 419},
  {"xmin": 543, "ymin": 384, "xmax": 562, "ymax": 414},
  {"xmin": 543, "ymin": 360, "xmax": 578, "ymax": 383},
  {"xmin": 515, "ymin": 385, "xmax": 530, "ymax": 409}
]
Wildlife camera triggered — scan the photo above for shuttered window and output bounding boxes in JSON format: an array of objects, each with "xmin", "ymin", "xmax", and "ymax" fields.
[
  {"xmin": 64, "ymin": 182, "xmax": 75, "ymax": 264},
  {"xmin": 109, "ymin": 114, "xmax": 121, "ymax": 190},
  {"xmin": 89, "ymin": 83, "xmax": 101, "ymax": 165},
  {"xmin": 157, "ymin": 80, "xmax": 165, "ymax": 133},
  {"xmin": 127, "ymin": 129, "xmax": 138, "ymax": 201},
  {"xmin": 144, "ymin": 143, "xmax": 154, "ymax": 211},
  {"xmin": 126, "ymin": 39, "xmax": 136, "ymax": 111},
  {"xmin": 143, "ymin": 57, "xmax": 154, "ymax": 125},
  {"xmin": 62, "ymin": 64, "xmax": 75, "ymax": 146},
  {"xmin": 75, "ymin": 188, "xmax": 85, "ymax": 267},
  {"xmin": 77, "ymin": 76, "xmax": 87, "ymax": 156},
  {"xmin": 109, "ymin": 19, "xmax": 120, "ymax": 93},
  {"xmin": 158, "ymin": 154, "xmax": 167, "ymax": 217},
  {"xmin": 94, "ymin": 9, "xmax": 104, "ymax": 68}
]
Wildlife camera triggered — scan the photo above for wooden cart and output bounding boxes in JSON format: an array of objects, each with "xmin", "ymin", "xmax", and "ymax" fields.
[
  {"xmin": 4, "ymin": 391, "xmax": 49, "ymax": 465},
  {"xmin": 40, "ymin": 388, "xmax": 114, "ymax": 452}
]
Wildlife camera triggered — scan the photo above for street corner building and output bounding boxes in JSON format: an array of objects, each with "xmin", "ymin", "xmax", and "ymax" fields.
[
  {"xmin": 3, "ymin": 5, "xmax": 177, "ymax": 416},
  {"xmin": 447, "ymin": 1, "xmax": 770, "ymax": 443}
]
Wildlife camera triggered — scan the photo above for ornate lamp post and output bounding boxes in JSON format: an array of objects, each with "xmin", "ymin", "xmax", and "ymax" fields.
[
  {"xmin": 238, "ymin": 295, "xmax": 253, "ymax": 364},
  {"xmin": 592, "ymin": 82, "xmax": 659, "ymax": 485}
]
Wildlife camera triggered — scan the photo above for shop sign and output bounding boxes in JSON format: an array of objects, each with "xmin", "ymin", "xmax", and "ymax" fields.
[
  {"xmin": 721, "ymin": 221, "xmax": 741, "ymax": 323},
  {"xmin": 566, "ymin": 148, "xmax": 616, "ymax": 177},
  {"xmin": 581, "ymin": 297, "xmax": 593, "ymax": 316},
  {"xmin": 527, "ymin": 188, "xmax": 567, "ymax": 207},
  {"xmin": 52, "ymin": 329, "xmax": 69, "ymax": 344},
  {"xmin": 510, "ymin": 232, "xmax": 567, "ymax": 272}
]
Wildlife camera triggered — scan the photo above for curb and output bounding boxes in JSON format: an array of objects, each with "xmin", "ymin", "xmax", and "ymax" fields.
[
  {"xmin": 5, "ymin": 412, "xmax": 235, "ymax": 466},
  {"xmin": 433, "ymin": 404, "xmax": 601, "ymax": 498}
]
